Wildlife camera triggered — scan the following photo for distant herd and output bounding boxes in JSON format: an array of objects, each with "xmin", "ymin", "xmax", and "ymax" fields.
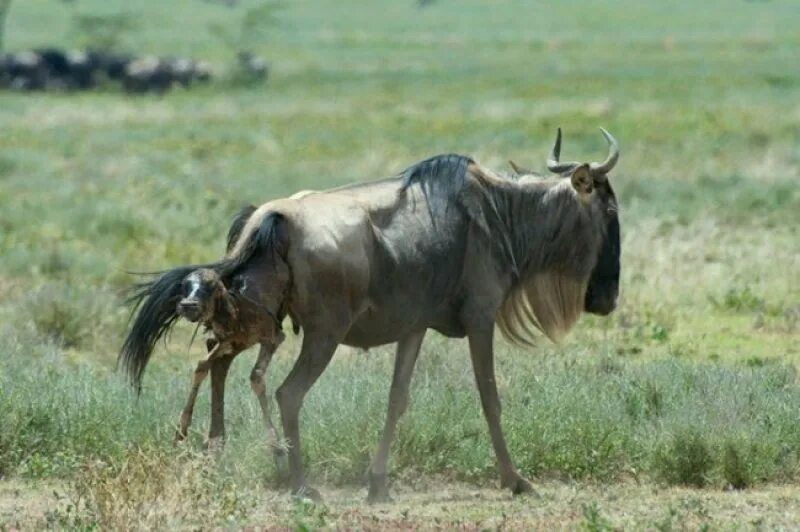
[{"xmin": 0, "ymin": 48, "xmax": 266, "ymax": 93}]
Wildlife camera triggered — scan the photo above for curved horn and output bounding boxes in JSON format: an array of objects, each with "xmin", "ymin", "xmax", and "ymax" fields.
[
  {"xmin": 546, "ymin": 128, "xmax": 581, "ymax": 174},
  {"xmin": 508, "ymin": 160, "xmax": 533, "ymax": 176},
  {"xmin": 588, "ymin": 127, "xmax": 619, "ymax": 176}
]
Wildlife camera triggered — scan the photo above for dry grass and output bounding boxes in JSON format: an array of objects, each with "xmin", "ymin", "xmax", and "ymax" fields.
[{"xmin": 5, "ymin": 462, "xmax": 800, "ymax": 530}]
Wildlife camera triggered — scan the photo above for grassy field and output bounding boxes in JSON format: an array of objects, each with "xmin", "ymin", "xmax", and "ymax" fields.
[{"xmin": 1, "ymin": 0, "xmax": 800, "ymax": 528}]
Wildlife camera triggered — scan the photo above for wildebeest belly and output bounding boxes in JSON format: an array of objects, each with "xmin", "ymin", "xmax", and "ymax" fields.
[{"xmin": 342, "ymin": 301, "xmax": 465, "ymax": 348}]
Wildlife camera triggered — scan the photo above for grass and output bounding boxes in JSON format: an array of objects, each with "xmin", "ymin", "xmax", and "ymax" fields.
[
  {"xmin": 1, "ymin": 0, "xmax": 799, "ymax": 527},
  {"xmin": 2, "ymin": 331, "xmax": 800, "ymax": 489}
]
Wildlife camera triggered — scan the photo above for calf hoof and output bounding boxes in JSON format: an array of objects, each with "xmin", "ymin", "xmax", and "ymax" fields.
[
  {"xmin": 174, "ymin": 429, "xmax": 187, "ymax": 445},
  {"xmin": 292, "ymin": 485, "xmax": 323, "ymax": 503},
  {"xmin": 501, "ymin": 474, "xmax": 536, "ymax": 496},
  {"xmin": 366, "ymin": 472, "xmax": 392, "ymax": 504}
]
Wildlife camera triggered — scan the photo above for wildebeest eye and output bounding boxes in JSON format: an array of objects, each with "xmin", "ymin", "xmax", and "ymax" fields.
[{"xmin": 231, "ymin": 277, "xmax": 246, "ymax": 293}]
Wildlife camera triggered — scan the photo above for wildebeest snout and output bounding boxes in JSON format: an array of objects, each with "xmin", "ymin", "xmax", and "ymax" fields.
[{"xmin": 177, "ymin": 299, "xmax": 203, "ymax": 322}]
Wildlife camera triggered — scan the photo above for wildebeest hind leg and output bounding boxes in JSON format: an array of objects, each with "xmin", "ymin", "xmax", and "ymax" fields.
[
  {"xmin": 467, "ymin": 326, "xmax": 535, "ymax": 496},
  {"xmin": 275, "ymin": 333, "xmax": 338, "ymax": 502},
  {"xmin": 175, "ymin": 358, "xmax": 213, "ymax": 443},
  {"xmin": 250, "ymin": 335, "xmax": 287, "ymax": 475},
  {"xmin": 367, "ymin": 330, "xmax": 426, "ymax": 503}
]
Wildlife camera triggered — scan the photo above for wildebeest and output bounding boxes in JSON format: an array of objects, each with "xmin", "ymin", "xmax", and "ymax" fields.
[
  {"xmin": 123, "ymin": 56, "xmax": 213, "ymax": 93},
  {"xmin": 120, "ymin": 128, "xmax": 621, "ymax": 502},
  {"xmin": 0, "ymin": 48, "xmax": 211, "ymax": 93},
  {"xmin": 170, "ymin": 206, "xmax": 293, "ymax": 470},
  {"xmin": 236, "ymin": 51, "xmax": 268, "ymax": 83},
  {"xmin": 173, "ymin": 205, "xmax": 302, "ymax": 454},
  {"xmin": 0, "ymin": 51, "xmax": 47, "ymax": 90},
  {"xmin": 172, "ymin": 267, "xmax": 288, "ymax": 462}
]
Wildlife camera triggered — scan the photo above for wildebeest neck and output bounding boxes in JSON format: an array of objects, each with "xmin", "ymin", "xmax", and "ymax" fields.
[{"xmin": 479, "ymin": 176, "xmax": 607, "ymax": 343}]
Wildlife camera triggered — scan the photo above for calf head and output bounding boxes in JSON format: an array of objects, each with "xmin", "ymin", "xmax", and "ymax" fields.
[{"xmin": 176, "ymin": 268, "xmax": 235, "ymax": 324}]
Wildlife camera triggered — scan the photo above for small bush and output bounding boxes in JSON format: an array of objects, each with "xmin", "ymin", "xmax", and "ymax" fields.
[
  {"xmin": 722, "ymin": 440, "xmax": 752, "ymax": 489},
  {"xmin": 712, "ymin": 286, "xmax": 765, "ymax": 314},
  {"xmin": 21, "ymin": 283, "xmax": 122, "ymax": 350},
  {"xmin": 581, "ymin": 502, "xmax": 614, "ymax": 532},
  {"xmin": 654, "ymin": 429, "xmax": 714, "ymax": 487}
]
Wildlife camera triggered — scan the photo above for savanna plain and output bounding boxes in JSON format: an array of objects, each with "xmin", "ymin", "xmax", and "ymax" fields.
[{"xmin": 1, "ymin": 0, "xmax": 799, "ymax": 529}]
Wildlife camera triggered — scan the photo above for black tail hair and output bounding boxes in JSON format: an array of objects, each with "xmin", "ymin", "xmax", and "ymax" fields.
[{"xmin": 118, "ymin": 211, "xmax": 286, "ymax": 392}]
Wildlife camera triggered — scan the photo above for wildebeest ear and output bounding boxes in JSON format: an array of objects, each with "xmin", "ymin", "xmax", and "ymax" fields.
[
  {"xmin": 570, "ymin": 164, "xmax": 593, "ymax": 195},
  {"xmin": 508, "ymin": 160, "xmax": 532, "ymax": 176}
]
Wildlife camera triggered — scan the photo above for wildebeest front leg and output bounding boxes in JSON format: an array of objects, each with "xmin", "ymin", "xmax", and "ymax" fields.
[
  {"xmin": 250, "ymin": 333, "xmax": 286, "ymax": 473},
  {"xmin": 207, "ymin": 354, "xmax": 235, "ymax": 449},
  {"xmin": 468, "ymin": 326, "xmax": 534, "ymax": 495},
  {"xmin": 367, "ymin": 330, "xmax": 426, "ymax": 503},
  {"xmin": 174, "ymin": 358, "xmax": 213, "ymax": 443},
  {"xmin": 275, "ymin": 333, "xmax": 338, "ymax": 501}
]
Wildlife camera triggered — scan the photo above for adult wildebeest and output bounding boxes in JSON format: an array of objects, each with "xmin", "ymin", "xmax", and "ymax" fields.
[{"xmin": 120, "ymin": 128, "xmax": 621, "ymax": 502}]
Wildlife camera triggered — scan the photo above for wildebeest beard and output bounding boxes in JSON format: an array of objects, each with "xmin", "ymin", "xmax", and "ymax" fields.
[{"xmin": 584, "ymin": 214, "xmax": 620, "ymax": 316}]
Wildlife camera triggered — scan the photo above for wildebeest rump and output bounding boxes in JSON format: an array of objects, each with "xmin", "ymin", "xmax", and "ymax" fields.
[{"xmin": 120, "ymin": 129, "xmax": 621, "ymax": 502}]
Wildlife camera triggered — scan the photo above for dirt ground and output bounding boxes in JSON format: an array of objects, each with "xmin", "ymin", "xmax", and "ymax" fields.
[{"xmin": 3, "ymin": 477, "xmax": 800, "ymax": 530}]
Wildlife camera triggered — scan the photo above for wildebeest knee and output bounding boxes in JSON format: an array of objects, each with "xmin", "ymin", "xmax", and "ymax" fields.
[
  {"xmin": 250, "ymin": 370, "xmax": 266, "ymax": 396},
  {"xmin": 250, "ymin": 367, "xmax": 264, "ymax": 382}
]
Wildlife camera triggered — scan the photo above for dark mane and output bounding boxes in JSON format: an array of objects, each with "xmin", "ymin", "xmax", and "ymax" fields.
[{"xmin": 400, "ymin": 154, "xmax": 473, "ymax": 216}]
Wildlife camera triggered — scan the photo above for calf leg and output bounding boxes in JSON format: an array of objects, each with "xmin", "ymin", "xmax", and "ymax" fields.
[
  {"xmin": 174, "ymin": 358, "xmax": 212, "ymax": 443},
  {"xmin": 250, "ymin": 333, "xmax": 286, "ymax": 473},
  {"xmin": 367, "ymin": 330, "xmax": 426, "ymax": 503},
  {"xmin": 207, "ymin": 354, "xmax": 235, "ymax": 448},
  {"xmin": 275, "ymin": 333, "xmax": 338, "ymax": 501},
  {"xmin": 467, "ymin": 326, "xmax": 533, "ymax": 495},
  {"xmin": 175, "ymin": 340, "xmax": 223, "ymax": 443}
]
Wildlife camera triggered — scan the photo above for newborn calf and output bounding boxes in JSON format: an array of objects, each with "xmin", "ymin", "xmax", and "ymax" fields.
[{"xmin": 174, "ymin": 267, "xmax": 287, "ymax": 463}]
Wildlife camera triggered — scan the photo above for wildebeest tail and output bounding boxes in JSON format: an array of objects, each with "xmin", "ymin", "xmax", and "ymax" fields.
[
  {"xmin": 118, "ymin": 210, "xmax": 287, "ymax": 391},
  {"xmin": 225, "ymin": 204, "xmax": 257, "ymax": 253},
  {"xmin": 118, "ymin": 264, "xmax": 202, "ymax": 392}
]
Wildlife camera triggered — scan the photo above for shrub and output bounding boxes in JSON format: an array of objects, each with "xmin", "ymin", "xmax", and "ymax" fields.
[{"xmin": 653, "ymin": 429, "xmax": 714, "ymax": 487}]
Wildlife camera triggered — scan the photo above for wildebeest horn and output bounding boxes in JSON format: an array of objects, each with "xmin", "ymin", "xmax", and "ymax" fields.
[
  {"xmin": 508, "ymin": 160, "xmax": 533, "ymax": 176},
  {"xmin": 588, "ymin": 127, "xmax": 619, "ymax": 176},
  {"xmin": 546, "ymin": 128, "xmax": 581, "ymax": 175}
]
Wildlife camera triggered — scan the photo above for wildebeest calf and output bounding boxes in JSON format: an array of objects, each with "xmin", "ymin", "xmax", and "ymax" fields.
[{"xmin": 173, "ymin": 260, "xmax": 291, "ymax": 466}]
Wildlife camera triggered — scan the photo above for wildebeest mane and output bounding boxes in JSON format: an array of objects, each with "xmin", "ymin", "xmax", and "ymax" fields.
[
  {"xmin": 400, "ymin": 153, "xmax": 473, "ymax": 221},
  {"xmin": 118, "ymin": 211, "xmax": 286, "ymax": 390},
  {"xmin": 400, "ymin": 154, "xmax": 591, "ymax": 345},
  {"xmin": 492, "ymin": 181, "xmax": 600, "ymax": 345}
]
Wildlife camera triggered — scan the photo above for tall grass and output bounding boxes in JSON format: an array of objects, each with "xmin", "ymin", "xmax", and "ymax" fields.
[{"xmin": 2, "ymin": 330, "xmax": 799, "ymax": 491}]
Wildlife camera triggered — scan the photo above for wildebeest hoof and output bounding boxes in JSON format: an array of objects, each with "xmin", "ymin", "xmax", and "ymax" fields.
[
  {"xmin": 272, "ymin": 449, "xmax": 289, "ymax": 478},
  {"xmin": 292, "ymin": 485, "xmax": 323, "ymax": 503},
  {"xmin": 204, "ymin": 436, "xmax": 225, "ymax": 452},
  {"xmin": 502, "ymin": 474, "xmax": 536, "ymax": 496},
  {"xmin": 366, "ymin": 473, "xmax": 392, "ymax": 504}
]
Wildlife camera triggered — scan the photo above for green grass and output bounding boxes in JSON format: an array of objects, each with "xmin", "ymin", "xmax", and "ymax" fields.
[
  {"xmin": 1, "ymin": 0, "xmax": 799, "ymax": 526},
  {"xmin": 3, "ymin": 330, "xmax": 800, "ymax": 489}
]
